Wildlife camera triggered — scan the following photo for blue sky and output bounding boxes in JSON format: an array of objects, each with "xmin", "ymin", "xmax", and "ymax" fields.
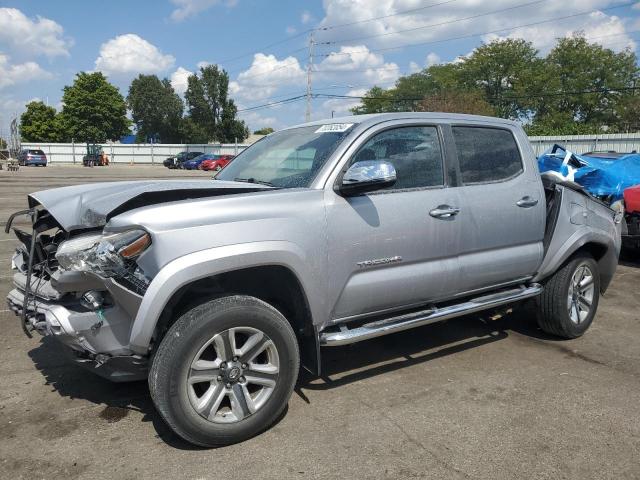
[{"xmin": 2, "ymin": 0, "xmax": 640, "ymax": 137}]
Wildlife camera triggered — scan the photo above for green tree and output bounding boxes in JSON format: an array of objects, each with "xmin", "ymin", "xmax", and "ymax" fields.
[
  {"xmin": 533, "ymin": 36, "xmax": 638, "ymax": 130},
  {"xmin": 20, "ymin": 101, "xmax": 64, "ymax": 142},
  {"xmin": 352, "ymin": 64, "xmax": 464, "ymax": 114},
  {"xmin": 58, "ymin": 72, "xmax": 130, "ymax": 142},
  {"xmin": 184, "ymin": 64, "xmax": 248, "ymax": 142},
  {"xmin": 253, "ymin": 127, "xmax": 274, "ymax": 135},
  {"xmin": 457, "ymin": 39, "xmax": 542, "ymax": 118},
  {"xmin": 178, "ymin": 117, "xmax": 209, "ymax": 143},
  {"xmin": 127, "ymin": 75, "xmax": 184, "ymax": 143},
  {"xmin": 351, "ymin": 86, "xmax": 397, "ymax": 114},
  {"xmin": 416, "ymin": 89, "xmax": 495, "ymax": 116}
]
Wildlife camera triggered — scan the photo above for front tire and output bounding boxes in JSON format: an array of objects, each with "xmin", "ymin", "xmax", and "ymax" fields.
[
  {"xmin": 537, "ymin": 253, "xmax": 600, "ymax": 338},
  {"xmin": 149, "ymin": 295, "xmax": 300, "ymax": 447}
]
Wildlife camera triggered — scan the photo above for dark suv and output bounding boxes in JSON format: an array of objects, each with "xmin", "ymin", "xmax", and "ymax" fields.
[
  {"xmin": 163, "ymin": 151, "xmax": 204, "ymax": 169},
  {"xmin": 18, "ymin": 149, "xmax": 47, "ymax": 167}
]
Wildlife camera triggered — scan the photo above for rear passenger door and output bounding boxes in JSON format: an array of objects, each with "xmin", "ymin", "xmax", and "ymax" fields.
[{"xmin": 449, "ymin": 125, "xmax": 545, "ymax": 294}]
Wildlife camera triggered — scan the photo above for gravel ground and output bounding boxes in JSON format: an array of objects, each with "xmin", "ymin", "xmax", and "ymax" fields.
[{"xmin": 1, "ymin": 164, "xmax": 639, "ymax": 480}]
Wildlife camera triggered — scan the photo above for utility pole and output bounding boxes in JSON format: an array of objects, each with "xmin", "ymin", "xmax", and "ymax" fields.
[{"xmin": 305, "ymin": 31, "xmax": 314, "ymax": 122}]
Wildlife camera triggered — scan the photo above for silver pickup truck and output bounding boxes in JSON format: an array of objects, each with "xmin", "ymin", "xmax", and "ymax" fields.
[{"xmin": 6, "ymin": 113, "xmax": 622, "ymax": 447}]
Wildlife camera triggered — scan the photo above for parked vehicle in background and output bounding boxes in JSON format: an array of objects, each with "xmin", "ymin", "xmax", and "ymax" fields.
[
  {"xmin": 18, "ymin": 149, "xmax": 47, "ymax": 166},
  {"xmin": 200, "ymin": 154, "xmax": 235, "ymax": 172},
  {"xmin": 83, "ymin": 144, "xmax": 109, "ymax": 167},
  {"xmin": 7, "ymin": 113, "xmax": 621, "ymax": 448},
  {"xmin": 181, "ymin": 153, "xmax": 210, "ymax": 170},
  {"xmin": 163, "ymin": 151, "xmax": 204, "ymax": 169},
  {"xmin": 623, "ymin": 184, "xmax": 640, "ymax": 250}
]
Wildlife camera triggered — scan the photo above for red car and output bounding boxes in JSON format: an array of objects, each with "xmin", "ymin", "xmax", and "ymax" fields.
[
  {"xmin": 199, "ymin": 154, "xmax": 235, "ymax": 172},
  {"xmin": 623, "ymin": 185, "xmax": 640, "ymax": 250}
]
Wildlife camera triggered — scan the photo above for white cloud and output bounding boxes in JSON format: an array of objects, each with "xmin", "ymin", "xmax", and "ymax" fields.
[
  {"xmin": 316, "ymin": 0, "xmax": 634, "ymax": 52},
  {"xmin": 95, "ymin": 34, "xmax": 175, "ymax": 76},
  {"xmin": 317, "ymin": 45, "xmax": 401, "ymax": 84},
  {"xmin": 169, "ymin": 0, "xmax": 237, "ymax": 21},
  {"xmin": 239, "ymin": 111, "xmax": 280, "ymax": 131},
  {"xmin": 170, "ymin": 66, "xmax": 193, "ymax": 95},
  {"xmin": 232, "ymin": 53, "xmax": 305, "ymax": 101},
  {"xmin": 320, "ymin": 87, "xmax": 368, "ymax": 118},
  {"xmin": 286, "ymin": 26, "xmax": 297, "ymax": 34},
  {"xmin": 0, "ymin": 8, "xmax": 72, "ymax": 58},
  {"xmin": 0, "ymin": 54, "xmax": 51, "ymax": 89},
  {"xmin": 409, "ymin": 52, "xmax": 441, "ymax": 73},
  {"xmin": 301, "ymin": 10, "xmax": 313, "ymax": 24},
  {"xmin": 426, "ymin": 52, "xmax": 441, "ymax": 67},
  {"xmin": 482, "ymin": 11, "xmax": 636, "ymax": 53}
]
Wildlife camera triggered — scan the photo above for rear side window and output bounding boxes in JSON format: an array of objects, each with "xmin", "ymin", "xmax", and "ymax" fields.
[
  {"xmin": 351, "ymin": 126, "xmax": 444, "ymax": 190},
  {"xmin": 452, "ymin": 127, "xmax": 523, "ymax": 184}
]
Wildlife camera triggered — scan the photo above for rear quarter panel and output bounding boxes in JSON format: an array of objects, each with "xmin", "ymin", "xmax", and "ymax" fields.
[{"xmin": 534, "ymin": 186, "xmax": 621, "ymax": 292}]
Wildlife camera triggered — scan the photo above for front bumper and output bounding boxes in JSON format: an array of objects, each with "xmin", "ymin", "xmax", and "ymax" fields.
[{"xmin": 7, "ymin": 286, "xmax": 148, "ymax": 382}]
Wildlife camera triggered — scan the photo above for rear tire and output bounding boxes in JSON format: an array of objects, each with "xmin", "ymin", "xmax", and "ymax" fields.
[
  {"xmin": 149, "ymin": 295, "xmax": 299, "ymax": 447},
  {"xmin": 537, "ymin": 253, "xmax": 600, "ymax": 338}
]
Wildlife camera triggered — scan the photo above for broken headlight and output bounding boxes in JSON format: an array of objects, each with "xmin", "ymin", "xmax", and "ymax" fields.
[{"xmin": 56, "ymin": 230, "xmax": 151, "ymax": 280}]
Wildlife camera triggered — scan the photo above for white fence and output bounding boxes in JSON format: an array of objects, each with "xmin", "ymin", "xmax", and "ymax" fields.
[
  {"xmin": 528, "ymin": 133, "xmax": 640, "ymax": 156},
  {"xmin": 23, "ymin": 133, "xmax": 640, "ymax": 164},
  {"xmin": 20, "ymin": 142, "xmax": 250, "ymax": 164}
]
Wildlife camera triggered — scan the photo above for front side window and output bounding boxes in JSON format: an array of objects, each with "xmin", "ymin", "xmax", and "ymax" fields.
[
  {"xmin": 350, "ymin": 126, "xmax": 444, "ymax": 190},
  {"xmin": 217, "ymin": 125, "xmax": 354, "ymax": 188},
  {"xmin": 452, "ymin": 127, "xmax": 523, "ymax": 184}
]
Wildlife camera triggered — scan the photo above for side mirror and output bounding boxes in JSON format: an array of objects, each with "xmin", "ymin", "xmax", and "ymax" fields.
[{"xmin": 339, "ymin": 160, "xmax": 397, "ymax": 196}]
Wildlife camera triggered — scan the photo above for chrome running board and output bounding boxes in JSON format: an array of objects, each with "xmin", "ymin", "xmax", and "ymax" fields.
[{"xmin": 320, "ymin": 284, "xmax": 543, "ymax": 346}]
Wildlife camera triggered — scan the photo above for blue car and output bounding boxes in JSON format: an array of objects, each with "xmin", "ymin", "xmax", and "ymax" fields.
[{"xmin": 182, "ymin": 153, "xmax": 218, "ymax": 170}]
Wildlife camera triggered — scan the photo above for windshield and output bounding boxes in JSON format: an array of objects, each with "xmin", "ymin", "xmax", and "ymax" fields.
[{"xmin": 216, "ymin": 124, "xmax": 354, "ymax": 188}]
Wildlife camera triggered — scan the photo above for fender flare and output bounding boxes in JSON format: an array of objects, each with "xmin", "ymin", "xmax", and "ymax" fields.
[
  {"xmin": 533, "ymin": 228, "xmax": 618, "ymax": 291},
  {"xmin": 128, "ymin": 241, "xmax": 322, "ymax": 355}
]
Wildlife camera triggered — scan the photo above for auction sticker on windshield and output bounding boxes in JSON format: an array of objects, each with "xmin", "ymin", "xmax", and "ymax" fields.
[{"xmin": 315, "ymin": 123, "xmax": 354, "ymax": 133}]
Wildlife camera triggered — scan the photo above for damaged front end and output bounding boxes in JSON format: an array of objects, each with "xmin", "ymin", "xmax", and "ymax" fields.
[{"xmin": 6, "ymin": 208, "xmax": 149, "ymax": 382}]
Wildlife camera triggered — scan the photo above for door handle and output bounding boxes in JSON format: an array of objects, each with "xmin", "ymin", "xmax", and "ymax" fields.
[
  {"xmin": 429, "ymin": 205, "xmax": 460, "ymax": 218},
  {"xmin": 516, "ymin": 196, "xmax": 539, "ymax": 208}
]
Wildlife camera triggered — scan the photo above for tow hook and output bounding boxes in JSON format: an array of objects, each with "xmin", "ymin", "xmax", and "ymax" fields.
[{"xmin": 82, "ymin": 291, "xmax": 106, "ymax": 333}]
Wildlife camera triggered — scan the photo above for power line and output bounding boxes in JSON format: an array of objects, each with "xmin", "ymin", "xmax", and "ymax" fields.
[
  {"xmin": 217, "ymin": 29, "xmax": 312, "ymax": 66},
  {"xmin": 216, "ymin": 1, "xmax": 462, "ymax": 70},
  {"xmin": 317, "ymin": 86, "xmax": 640, "ymax": 103},
  {"xmin": 313, "ymin": 1, "xmax": 636, "ymax": 58},
  {"xmin": 319, "ymin": 0, "xmax": 548, "ymax": 46},
  {"xmin": 317, "ymin": 0, "xmax": 460, "ymax": 31}
]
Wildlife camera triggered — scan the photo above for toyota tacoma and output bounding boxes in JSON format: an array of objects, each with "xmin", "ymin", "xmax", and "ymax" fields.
[{"xmin": 6, "ymin": 113, "xmax": 622, "ymax": 447}]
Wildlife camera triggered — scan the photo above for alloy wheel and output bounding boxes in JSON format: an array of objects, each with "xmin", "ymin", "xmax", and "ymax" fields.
[
  {"xmin": 567, "ymin": 264, "xmax": 595, "ymax": 324},
  {"xmin": 187, "ymin": 327, "xmax": 279, "ymax": 423}
]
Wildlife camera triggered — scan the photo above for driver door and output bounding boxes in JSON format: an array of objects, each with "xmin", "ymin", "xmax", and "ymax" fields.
[{"xmin": 325, "ymin": 123, "xmax": 462, "ymax": 322}]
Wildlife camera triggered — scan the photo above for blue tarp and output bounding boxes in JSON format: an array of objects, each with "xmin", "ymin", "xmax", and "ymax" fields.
[{"xmin": 537, "ymin": 144, "xmax": 640, "ymax": 203}]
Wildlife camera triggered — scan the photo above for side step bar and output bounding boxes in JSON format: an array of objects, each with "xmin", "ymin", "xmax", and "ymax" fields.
[{"xmin": 320, "ymin": 284, "xmax": 543, "ymax": 347}]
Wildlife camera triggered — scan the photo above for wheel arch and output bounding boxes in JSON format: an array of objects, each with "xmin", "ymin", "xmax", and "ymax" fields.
[
  {"xmin": 535, "ymin": 233, "xmax": 618, "ymax": 294},
  {"xmin": 128, "ymin": 242, "xmax": 322, "ymax": 375}
]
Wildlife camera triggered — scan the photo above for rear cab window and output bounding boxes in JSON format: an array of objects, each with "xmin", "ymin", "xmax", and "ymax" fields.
[{"xmin": 452, "ymin": 126, "xmax": 523, "ymax": 184}]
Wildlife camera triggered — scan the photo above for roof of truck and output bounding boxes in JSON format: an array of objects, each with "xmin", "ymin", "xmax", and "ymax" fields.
[{"xmin": 284, "ymin": 112, "xmax": 519, "ymax": 131}]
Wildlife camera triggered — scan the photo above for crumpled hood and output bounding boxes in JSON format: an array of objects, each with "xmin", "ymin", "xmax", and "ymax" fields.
[{"xmin": 28, "ymin": 180, "xmax": 272, "ymax": 231}]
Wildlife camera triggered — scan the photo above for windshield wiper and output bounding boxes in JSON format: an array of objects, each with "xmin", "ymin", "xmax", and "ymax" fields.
[{"xmin": 234, "ymin": 177, "xmax": 276, "ymax": 187}]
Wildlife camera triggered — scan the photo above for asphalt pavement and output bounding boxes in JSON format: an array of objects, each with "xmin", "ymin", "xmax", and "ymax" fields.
[{"xmin": 1, "ymin": 165, "xmax": 639, "ymax": 479}]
